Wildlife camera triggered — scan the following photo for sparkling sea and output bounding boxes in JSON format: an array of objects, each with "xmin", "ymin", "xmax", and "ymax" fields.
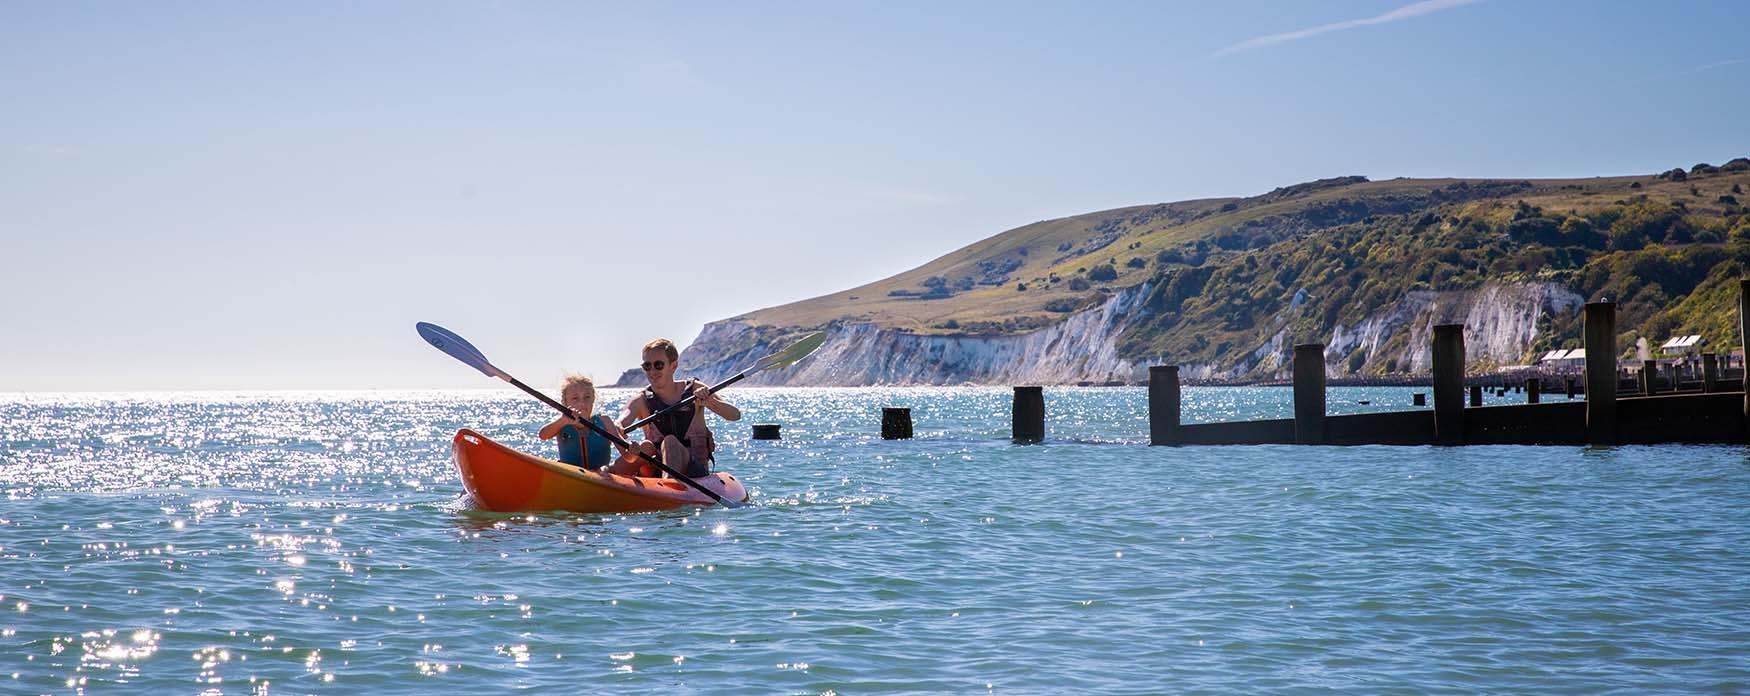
[{"xmin": 1, "ymin": 387, "xmax": 1746, "ymax": 694}]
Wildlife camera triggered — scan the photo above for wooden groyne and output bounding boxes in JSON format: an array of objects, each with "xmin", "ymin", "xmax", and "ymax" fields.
[{"xmin": 1145, "ymin": 280, "xmax": 1750, "ymax": 447}]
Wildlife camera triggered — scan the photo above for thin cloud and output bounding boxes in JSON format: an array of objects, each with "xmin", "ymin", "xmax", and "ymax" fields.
[
  {"xmin": 1645, "ymin": 57, "xmax": 1747, "ymax": 82},
  {"xmin": 1216, "ymin": 0, "xmax": 1480, "ymax": 56}
]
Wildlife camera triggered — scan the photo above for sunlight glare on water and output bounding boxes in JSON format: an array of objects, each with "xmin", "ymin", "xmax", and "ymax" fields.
[{"xmin": 0, "ymin": 387, "xmax": 1746, "ymax": 693}]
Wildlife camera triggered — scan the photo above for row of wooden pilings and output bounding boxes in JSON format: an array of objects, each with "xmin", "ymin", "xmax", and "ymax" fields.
[
  {"xmin": 1144, "ymin": 285, "xmax": 1750, "ymax": 446},
  {"xmin": 876, "ymin": 388, "xmax": 1049, "ymax": 443}
]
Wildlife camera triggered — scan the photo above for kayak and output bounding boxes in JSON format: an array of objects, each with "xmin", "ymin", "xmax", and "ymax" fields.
[{"xmin": 450, "ymin": 428, "xmax": 749, "ymax": 513}]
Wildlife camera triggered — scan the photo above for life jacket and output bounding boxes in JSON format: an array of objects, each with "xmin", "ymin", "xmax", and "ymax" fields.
[
  {"xmin": 641, "ymin": 381, "xmax": 715, "ymax": 474},
  {"xmin": 556, "ymin": 415, "xmax": 613, "ymax": 471}
]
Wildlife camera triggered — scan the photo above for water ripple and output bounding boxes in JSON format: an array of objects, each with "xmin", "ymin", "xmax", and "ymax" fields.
[{"xmin": 1, "ymin": 388, "xmax": 1747, "ymax": 692}]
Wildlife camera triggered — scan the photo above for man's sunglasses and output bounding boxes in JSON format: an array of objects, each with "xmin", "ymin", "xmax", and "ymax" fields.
[{"xmin": 640, "ymin": 360, "xmax": 668, "ymax": 371}]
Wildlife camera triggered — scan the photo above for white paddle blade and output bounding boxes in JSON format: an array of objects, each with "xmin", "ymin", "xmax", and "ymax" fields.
[
  {"xmin": 416, "ymin": 322, "xmax": 505, "ymax": 379},
  {"xmin": 754, "ymin": 331, "xmax": 827, "ymax": 372}
]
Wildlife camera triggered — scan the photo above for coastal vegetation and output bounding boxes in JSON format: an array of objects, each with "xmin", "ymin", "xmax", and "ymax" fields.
[{"xmin": 730, "ymin": 160, "xmax": 1750, "ymax": 376}]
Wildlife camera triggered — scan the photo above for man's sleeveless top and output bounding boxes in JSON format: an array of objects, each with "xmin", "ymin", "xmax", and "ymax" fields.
[{"xmin": 641, "ymin": 382, "xmax": 714, "ymax": 475}]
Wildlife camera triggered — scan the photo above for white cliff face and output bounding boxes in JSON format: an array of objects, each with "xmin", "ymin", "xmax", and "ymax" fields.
[
  {"xmin": 681, "ymin": 284, "xmax": 1153, "ymax": 386},
  {"xmin": 679, "ymin": 280, "xmax": 1585, "ymax": 386},
  {"xmin": 1397, "ymin": 282, "xmax": 1583, "ymax": 371}
]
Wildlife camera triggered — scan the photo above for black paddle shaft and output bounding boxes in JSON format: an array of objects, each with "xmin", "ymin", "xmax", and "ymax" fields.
[
  {"xmin": 623, "ymin": 371, "xmax": 750, "ymax": 434},
  {"xmin": 503, "ymin": 376, "xmax": 733, "ymax": 505}
]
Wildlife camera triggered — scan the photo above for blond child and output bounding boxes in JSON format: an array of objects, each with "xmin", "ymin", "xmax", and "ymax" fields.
[{"xmin": 538, "ymin": 374, "xmax": 626, "ymax": 471}]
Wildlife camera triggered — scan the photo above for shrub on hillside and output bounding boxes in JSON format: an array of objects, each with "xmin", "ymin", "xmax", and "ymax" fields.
[
  {"xmin": 1126, "ymin": 257, "xmax": 1146, "ymax": 269},
  {"xmin": 1723, "ymin": 157, "xmax": 1750, "ymax": 172},
  {"xmin": 1731, "ymin": 216, "xmax": 1750, "ymax": 241},
  {"xmin": 1068, "ymin": 277, "xmax": 1092, "ymax": 291},
  {"xmin": 1044, "ymin": 298, "xmax": 1083, "ymax": 313},
  {"xmin": 1560, "ymin": 217, "xmax": 1607, "ymax": 250},
  {"xmin": 1691, "ymin": 163, "xmax": 1719, "ymax": 176},
  {"xmin": 1608, "ymin": 202, "xmax": 1691, "ymax": 250},
  {"xmin": 1658, "ymin": 168, "xmax": 1688, "ymax": 181},
  {"xmin": 1088, "ymin": 263, "xmax": 1118, "ymax": 281},
  {"xmin": 1507, "ymin": 216, "xmax": 1563, "ymax": 246}
]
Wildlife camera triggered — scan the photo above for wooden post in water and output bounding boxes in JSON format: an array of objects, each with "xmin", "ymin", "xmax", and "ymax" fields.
[
  {"xmin": 1566, "ymin": 377, "xmax": 1577, "ymax": 399},
  {"xmin": 881, "ymin": 408, "xmax": 913, "ymax": 440},
  {"xmin": 1741, "ymin": 278, "xmax": 1750, "ymax": 439},
  {"xmin": 1432, "ymin": 324, "xmax": 1466, "ymax": 446},
  {"xmin": 1642, "ymin": 359, "xmax": 1658, "ymax": 396},
  {"xmin": 1526, "ymin": 378, "xmax": 1540, "ymax": 404},
  {"xmin": 1703, "ymin": 353, "xmax": 1719, "ymax": 393},
  {"xmin": 1469, "ymin": 384, "xmax": 1482, "ymax": 407},
  {"xmin": 751, "ymin": 424, "xmax": 782, "ymax": 440},
  {"xmin": 1413, "ymin": 392, "xmax": 1426, "ymax": 406},
  {"xmin": 1148, "ymin": 366, "xmax": 1180, "ymax": 446},
  {"xmin": 1012, "ymin": 386, "xmax": 1044, "ymax": 444},
  {"xmin": 1584, "ymin": 301, "xmax": 1617, "ymax": 446},
  {"xmin": 1292, "ymin": 344, "xmax": 1326, "ymax": 445}
]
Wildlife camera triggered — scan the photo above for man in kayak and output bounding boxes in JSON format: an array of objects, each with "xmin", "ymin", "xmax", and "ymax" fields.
[
  {"xmin": 615, "ymin": 338, "xmax": 740, "ymax": 478},
  {"xmin": 538, "ymin": 374, "xmax": 626, "ymax": 471}
]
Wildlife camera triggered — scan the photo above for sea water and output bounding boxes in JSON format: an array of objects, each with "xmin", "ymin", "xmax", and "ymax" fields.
[{"xmin": 0, "ymin": 387, "xmax": 1745, "ymax": 694}]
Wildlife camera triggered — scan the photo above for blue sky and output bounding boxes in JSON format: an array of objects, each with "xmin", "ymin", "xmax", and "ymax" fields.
[{"xmin": 3, "ymin": 1, "xmax": 1746, "ymax": 391}]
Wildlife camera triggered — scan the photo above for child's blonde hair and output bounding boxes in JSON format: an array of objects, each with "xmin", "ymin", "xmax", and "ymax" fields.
[{"xmin": 561, "ymin": 373, "xmax": 596, "ymax": 402}]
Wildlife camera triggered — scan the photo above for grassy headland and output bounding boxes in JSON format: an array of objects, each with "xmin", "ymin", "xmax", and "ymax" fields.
[{"xmin": 732, "ymin": 159, "xmax": 1750, "ymax": 373}]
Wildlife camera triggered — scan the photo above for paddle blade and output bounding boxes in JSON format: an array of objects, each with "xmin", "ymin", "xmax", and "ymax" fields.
[
  {"xmin": 416, "ymin": 322, "xmax": 504, "ymax": 379},
  {"xmin": 753, "ymin": 331, "xmax": 827, "ymax": 372}
]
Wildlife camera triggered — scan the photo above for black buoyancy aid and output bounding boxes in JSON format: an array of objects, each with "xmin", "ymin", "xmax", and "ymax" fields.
[{"xmin": 642, "ymin": 382, "xmax": 715, "ymax": 462}]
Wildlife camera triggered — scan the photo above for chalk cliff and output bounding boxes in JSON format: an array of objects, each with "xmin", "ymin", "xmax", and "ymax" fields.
[{"xmin": 672, "ymin": 280, "xmax": 1586, "ymax": 386}]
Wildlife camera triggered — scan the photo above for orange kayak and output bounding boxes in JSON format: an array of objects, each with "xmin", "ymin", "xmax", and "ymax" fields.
[{"xmin": 450, "ymin": 428, "xmax": 749, "ymax": 513}]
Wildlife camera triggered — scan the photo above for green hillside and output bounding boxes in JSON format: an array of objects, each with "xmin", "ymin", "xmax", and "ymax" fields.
[{"xmin": 736, "ymin": 159, "xmax": 1750, "ymax": 368}]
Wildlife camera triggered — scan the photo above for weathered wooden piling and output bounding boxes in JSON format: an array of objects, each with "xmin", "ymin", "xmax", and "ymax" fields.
[
  {"xmin": 1584, "ymin": 301, "xmax": 1618, "ymax": 446},
  {"xmin": 1148, "ymin": 366, "xmax": 1180, "ymax": 446},
  {"xmin": 881, "ymin": 408, "xmax": 913, "ymax": 440},
  {"xmin": 1413, "ymin": 392, "xmax": 1426, "ymax": 406},
  {"xmin": 751, "ymin": 424, "xmax": 782, "ymax": 440},
  {"xmin": 1703, "ymin": 353, "xmax": 1719, "ymax": 393},
  {"xmin": 1432, "ymin": 324, "xmax": 1466, "ymax": 445},
  {"xmin": 1741, "ymin": 278, "xmax": 1750, "ymax": 434},
  {"xmin": 1292, "ymin": 344, "xmax": 1326, "ymax": 444},
  {"xmin": 1470, "ymin": 384, "xmax": 1482, "ymax": 407},
  {"xmin": 1642, "ymin": 359, "xmax": 1659, "ymax": 396},
  {"xmin": 1012, "ymin": 386, "xmax": 1044, "ymax": 444},
  {"xmin": 1526, "ymin": 378, "xmax": 1540, "ymax": 404},
  {"xmin": 1566, "ymin": 377, "xmax": 1577, "ymax": 399}
]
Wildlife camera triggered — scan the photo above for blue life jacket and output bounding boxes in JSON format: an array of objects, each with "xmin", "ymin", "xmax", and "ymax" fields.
[{"xmin": 556, "ymin": 415, "xmax": 613, "ymax": 470}]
